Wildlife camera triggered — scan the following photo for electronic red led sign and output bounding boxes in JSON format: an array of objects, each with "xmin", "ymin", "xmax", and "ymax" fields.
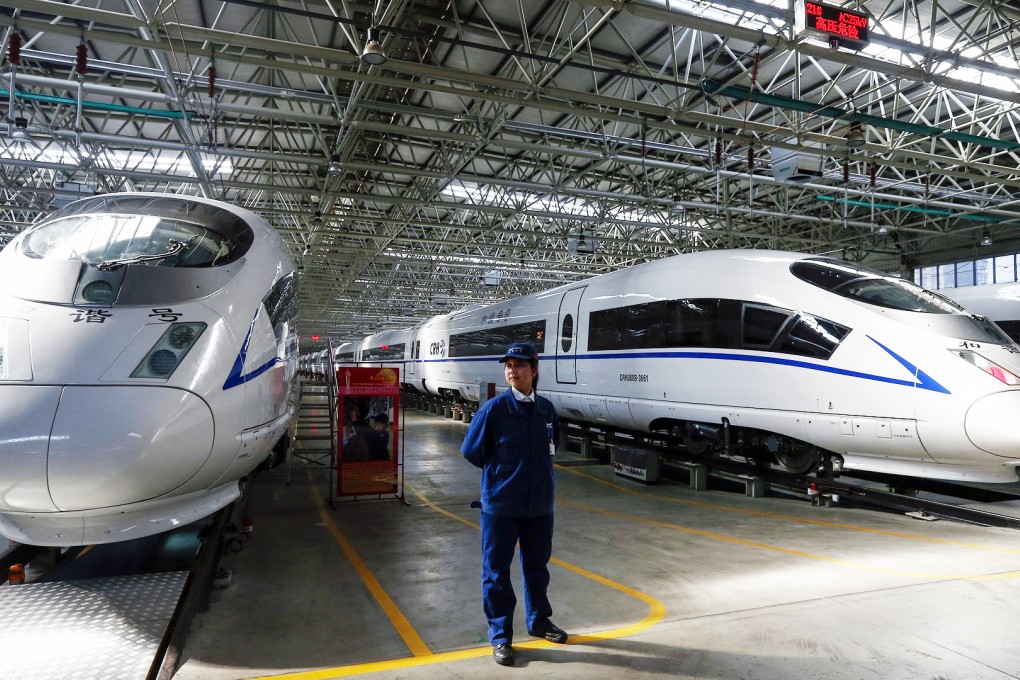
[{"xmin": 796, "ymin": 0, "xmax": 870, "ymax": 47}]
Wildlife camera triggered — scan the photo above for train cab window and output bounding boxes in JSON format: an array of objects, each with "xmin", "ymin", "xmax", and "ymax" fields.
[
  {"xmin": 742, "ymin": 305, "xmax": 792, "ymax": 348},
  {"xmin": 22, "ymin": 214, "xmax": 245, "ymax": 269},
  {"xmin": 792, "ymin": 258, "xmax": 964, "ymax": 314},
  {"xmin": 994, "ymin": 320, "xmax": 1020, "ymax": 343},
  {"xmin": 561, "ymin": 314, "xmax": 574, "ymax": 352},
  {"xmin": 262, "ymin": 272, "xmax": 299, "ymax": 330}
]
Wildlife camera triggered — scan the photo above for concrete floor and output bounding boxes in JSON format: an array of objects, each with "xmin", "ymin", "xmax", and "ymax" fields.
[{"xmin": 175, "ymin": 406, "xmax": 1020, "ymax": 680}]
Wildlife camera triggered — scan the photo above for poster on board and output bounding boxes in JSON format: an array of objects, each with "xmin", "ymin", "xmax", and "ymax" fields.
[{"xmin": 336, "ymin": 367, "xmax": 400, "ymax": 496}]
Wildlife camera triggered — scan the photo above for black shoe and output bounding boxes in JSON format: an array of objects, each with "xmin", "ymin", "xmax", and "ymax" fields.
[
  {"xmin": 493, "ymin": 643, "xmax": 515, "ymax": 666},
  {"xmin": 529, "ymin": 624, "xmax": 568, "ymax": 644}
]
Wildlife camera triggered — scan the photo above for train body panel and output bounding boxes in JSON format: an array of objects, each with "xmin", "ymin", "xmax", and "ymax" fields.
[
  {"xmin": 397, "ymin": 250, "xmax": 1020, "ymax": 483},
  {"xmin": 0, "ymin": 193, "xmax": 298, "ymax": 546}
]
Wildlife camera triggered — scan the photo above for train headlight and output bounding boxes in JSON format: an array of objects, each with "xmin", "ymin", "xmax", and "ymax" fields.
[
  {"xmin": 131, "ymin": 322, "xmax": 207, "ymax": 379},
  {"xmin": 148, "ymin": 349, "xmax": 179, "ymax": 376},
  {"xmin": 168, "ymin": 324, "xmax": 197, "ymax": 348},
  {"xmin": 950, "ymin": 349, "xmax": 1020, "ymax": 386}
]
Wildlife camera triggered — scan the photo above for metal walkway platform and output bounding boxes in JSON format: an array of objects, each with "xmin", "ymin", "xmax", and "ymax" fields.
[{"xmin": 0, "ymin": 572, "xmax": 187, "ymax": 680}]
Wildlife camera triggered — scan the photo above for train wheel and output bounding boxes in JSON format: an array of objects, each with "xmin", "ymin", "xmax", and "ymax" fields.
[
  {"xmin": 774, "ymin": 446, "xmax": 820, "ymax": 474},
  {"xmin": 675, "ymin": 422, "xmax": 714, "ymax": 455}
]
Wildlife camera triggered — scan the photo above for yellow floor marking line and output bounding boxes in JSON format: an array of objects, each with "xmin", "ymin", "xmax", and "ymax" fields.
[
  {"xmin": 308, "ymin": 481, "xmax": 432, "ymax": 658},
  {"xmin": 253, "ymin": 478, "xmax": 665, "ymax": 680},
  {"xmin": 418, "ymin": 412, "xmax": 1020, "ymax": 561},
  {"xmin": 251, "ymin": 641, "xmax": 566, "ymax": 680},
  {"xmin": 560, "ymin": 465, "xmax": 1020, "ymax": 555},
  {"xmin": 407, "ymin": 481, "xmax": 666, "ymax": 642},
  {"xmin": 557, "ymin": 497, "xmax": 1020, "ymax": 581}
]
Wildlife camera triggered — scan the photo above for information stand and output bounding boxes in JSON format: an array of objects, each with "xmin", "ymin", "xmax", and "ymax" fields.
[{"xmin": 334, "ymin": 367, "xmax": 404, "ymax": 503}]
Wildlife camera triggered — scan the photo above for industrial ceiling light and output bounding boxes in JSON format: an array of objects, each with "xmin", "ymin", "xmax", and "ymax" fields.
[
  {"xmin": 846, "ymin": 121, "xmax": 865, "ymax": 148},
  {"xmin": 361, "ymin": 27, "xmax": 387, "ymax": 66},
  {"xmin": 9, "ymin": 116, "xmax": 30, "ymax": 143},
  {"xmin": 980, "ymin": 229, "xmax": 993, "ymax": 246}
]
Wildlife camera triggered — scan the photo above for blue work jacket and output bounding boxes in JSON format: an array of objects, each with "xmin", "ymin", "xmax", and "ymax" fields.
[{"xmin": 462, "ymin": 389, "xmax": 560, "ymax": 518}]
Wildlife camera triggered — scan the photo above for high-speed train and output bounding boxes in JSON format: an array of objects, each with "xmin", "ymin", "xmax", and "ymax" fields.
[
  {"xmin": 333, "ymin": 341, "xmax": 356, "ymax": 366},
  {"xmin": 0, "ymin": 193, "xmax": 298, "ymax": 546},
  {"xmin": 341, "ymin": 250, "xmax": 1020, "ymax": 483},
  {"xmin": 945, "ymin": 282, "xmax": 1020, "ymax": 343}
]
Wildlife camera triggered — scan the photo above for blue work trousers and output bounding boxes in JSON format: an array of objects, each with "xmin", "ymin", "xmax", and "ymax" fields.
[{"xmin": 480, "ymin": 511, "xmax": 554, "ymax": 645}]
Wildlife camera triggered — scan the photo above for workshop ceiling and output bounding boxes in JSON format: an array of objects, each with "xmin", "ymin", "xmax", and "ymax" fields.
[{"xmin": 2, "ymin": 0, "xmax": 1020, "ymax": 343}]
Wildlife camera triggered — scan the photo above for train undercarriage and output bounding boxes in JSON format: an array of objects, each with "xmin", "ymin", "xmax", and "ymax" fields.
[{"xmin": 661, "ymin": 419, "xmax": 840, "ymax": 476}]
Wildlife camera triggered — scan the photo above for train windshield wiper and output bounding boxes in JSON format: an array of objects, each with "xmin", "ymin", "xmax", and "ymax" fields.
[{"xmin": 96, "ymin": 237, "xmax": 193, "ymax": 271}]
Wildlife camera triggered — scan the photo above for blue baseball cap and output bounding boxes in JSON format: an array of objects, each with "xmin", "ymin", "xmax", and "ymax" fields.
[{"xmin": 499, "ymin": 342, "xmax": 538, "ymax": 363}]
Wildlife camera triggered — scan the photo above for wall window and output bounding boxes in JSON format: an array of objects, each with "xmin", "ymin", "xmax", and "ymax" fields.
[
  {"xmin": 956, "ymin": 260, "xmax": 975, "ymax": 287},
  {"xmin": 915, "ymin": 253, "xmax": 1020, "ymax": 290},
  {"xmin": 993, "ymin": 255, "xmax": 1016, "ymax": 283},
  {"xmin": 938, "ymin": 263, "xmax": 957, "ymax": 288}
]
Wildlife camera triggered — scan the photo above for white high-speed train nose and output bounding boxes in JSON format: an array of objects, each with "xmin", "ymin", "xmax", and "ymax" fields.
[
  {"xmin": 0, "ymin": 385, "xmax": 214, "ymax": 512},
  {"xmin": 965, "ymin": 390, "xmax": 1020, "ymax": 457}
]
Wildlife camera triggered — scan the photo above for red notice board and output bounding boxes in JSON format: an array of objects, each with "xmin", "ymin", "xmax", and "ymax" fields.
[{"xmin": 336, "ymin": 367, "xmax": 400, "ymax": 497}]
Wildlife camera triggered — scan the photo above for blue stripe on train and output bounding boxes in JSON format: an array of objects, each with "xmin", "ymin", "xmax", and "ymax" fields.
[{"xmin": 410, "ymin": 335, "xmax": 949, "ymax": 394}]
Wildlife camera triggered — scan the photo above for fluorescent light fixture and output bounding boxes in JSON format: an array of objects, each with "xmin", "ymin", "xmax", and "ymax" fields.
[{"xmin": 0, "ymin": 144, "xmax": 232, "ymax": 177}]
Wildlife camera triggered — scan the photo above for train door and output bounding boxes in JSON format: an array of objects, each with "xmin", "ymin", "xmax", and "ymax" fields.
[
  {"xmin": 407, "ymin": 329, "xmax": 420, "ymax": 378},
  {"xmin": 556, "ymin": 286, "xmax": 586, "ymax": 384}
]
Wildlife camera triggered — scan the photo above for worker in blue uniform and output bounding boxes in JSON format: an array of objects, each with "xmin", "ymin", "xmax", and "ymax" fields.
[{"xmin": 461, "ymin": 341, "xmax": 567, "ymax": 667}]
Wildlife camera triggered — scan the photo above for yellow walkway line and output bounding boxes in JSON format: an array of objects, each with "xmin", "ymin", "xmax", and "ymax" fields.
[
  {"xmin": 407, "ymin": 480, "xmax": 666, "ymax": 641},
  {"xmin": 308, "ymin": 482, "xmax": 432, "ymax": 657},
  {"xmin": 560, "ymin": 465, "xmax": 1020, "ymax": 555},
  {"xmin": 252, "ymin": 479, "xmax": 665, "ymax": 680},
  {"xmin": 557, "ymin": 496, "xmax": 1020, "ymax": 581}
]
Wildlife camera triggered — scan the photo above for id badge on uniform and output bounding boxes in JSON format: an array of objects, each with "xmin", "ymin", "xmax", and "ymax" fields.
[{"xmin": 547, "ymin": 423, "xmax": 555, "ymax": 456}]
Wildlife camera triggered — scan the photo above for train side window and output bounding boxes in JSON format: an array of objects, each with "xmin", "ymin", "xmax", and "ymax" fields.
[
  {"xmin": 589, "ymin": 298, "xmax": 745, "ymax": 351},
  {"xmin": 450, "ymin": 320, "xmax": 547, "ymax": 357},
  {"xmin": 561, "ymin": 314, "xmax": 574, "ymax": 352},
  {"xmin": 742, "ymin": 304, "xmax": 792, "ymax": 348},
  {"xmin": 776, "ymin": 315, "xmax": 851, "ymax": 359},
  {"xmin": 588, "ymin": 307, "xmax": 613, "ymax": 351},
  {"xmin": 627, "ymin": 303, "xmax": 662, "ymax": 349},
  {"xmin": 364, "ymin": 343, "xmax": 405, "ymax": 360},
  {"xmin": 673, "ymin": 299, "xmax": 717, "ymax": 347}
]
